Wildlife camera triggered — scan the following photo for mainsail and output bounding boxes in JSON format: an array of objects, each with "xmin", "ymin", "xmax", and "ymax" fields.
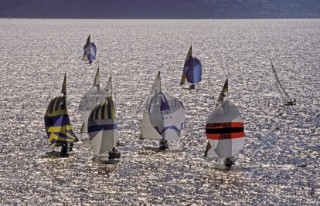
[
  {"xmin": 140, "ymin": 71, "xmax": 163, "ymax": 140},
  {"xmin": 79, "ymin": 68, "xmax": 106, "ymax": 133},
  {"xmin": 180, "ymin": 46, "xmax": 202, "ymax": 90},
  {"xmin": 44, "ymin": 73, "xmax": 78, "ymax": 147},
  {"xmin": 82, "ymin": 35, "xmax": 97, "ymax": 64},
  {"xmin": 87, "ymin": 96, "xmax": 119, "ymax": 155},
  {"xmin": 270, "ymin": 60, "xmax": 295, "ymax": 105},
  {"xmin": 148, "ymin": 75, "xmax": 186, "ymax": 140},
  {"xmin": 204, "ymin": 79, "xmax": 245, "ymax": 158}
]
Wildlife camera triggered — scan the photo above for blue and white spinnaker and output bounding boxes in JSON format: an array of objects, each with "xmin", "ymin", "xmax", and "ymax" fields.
[
  {"xmin": 82, "ymin": 35, "xmax": 97, "ymax": 64},
  {"xmin": 148, "ymin": 72, "xmax": 186, "ymax": 140},
  {"xmin": 180, "ymin": 46, "xmax": 202, "ymax": 90}
]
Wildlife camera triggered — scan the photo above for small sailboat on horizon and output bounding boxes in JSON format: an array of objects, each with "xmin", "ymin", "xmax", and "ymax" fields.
[
  {"xmin": 270, "ymin": 59, "xmax": 296, "ymax": 106},
  {"xmin": 82, "ymin": 35, "xmax": 97, "ymax": 64},
  {"xmin": 44, "ymin": 73, "xmax": 79, "ymax": 157},
  {"xmin": 141, "ymin": 71, "xmax": 186, "ymax": 150},
  {"xmin": 180, "ymin": 45, "xmax": 202, "ymax": 90},
  {"xmin": 204, "ymin": 78, "xmax": 245, "ymax": 169}
]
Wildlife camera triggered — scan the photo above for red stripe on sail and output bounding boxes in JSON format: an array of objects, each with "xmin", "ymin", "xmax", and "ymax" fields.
[{"xmin": 207, "ymin": 132, "xmax": 245, "ymax": 140}]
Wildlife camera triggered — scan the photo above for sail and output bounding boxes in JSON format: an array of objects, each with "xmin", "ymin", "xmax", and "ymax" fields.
[
  {"xmin": 104, "ymin": 76, "xmax": 112, "ymax": 98},
  {"xmin": 140, "ymin": 71, "xmax": 163, "ymax": 140},
  {"xmin": 79, "ymin": 68, "xmax": 106, "ymax": 132},
  {"xmin": 270, "ymin": 60, "xmax": 293, "ymax": 104},
  {"xmin": 216, "ymin": 78, "xmax": 228, "ymax": 105},
  {"xmin": 205, "ymin": 79, "xmax": 245, "ymax": 158},
  {"xmin": 180, "ymin": 46, "xmax": 202, "ymax": 89},
  {"xmin": 44, "ymin": 74, "xmax": 78, "ymax": 147},
  {"xmin": 148, "ymin": 91, "xmax": 186, "ymax": 140},
  {"xmin": 80, "ymin": 122, "xmax": 87, "ymax": 133},
  {"xmin": 82, "ymin": 35, "xmax": 97, "ymax": 63},
  {"xmin": 88, "ymin": 97, "xmax": 119, "ymax": 155},
  {"xmin": 205, "ymin": 100, "xmax": 245, "ymax": 158}
]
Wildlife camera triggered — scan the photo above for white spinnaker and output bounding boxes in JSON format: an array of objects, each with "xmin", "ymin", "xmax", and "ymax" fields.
[
  {"xmin": 140, "ymin": 72, "xmax": 163, "ymax": 140},
  {"xmin": 206, "ymin": 100, "xmax": 245, "ymax": 158},
  {"xmin": 79, "ymin": 68, "xmax": 105, "ymax": 132},
  {"xmin": 149, "ymin": 92, "xmax": 186, "ymax": 140}
]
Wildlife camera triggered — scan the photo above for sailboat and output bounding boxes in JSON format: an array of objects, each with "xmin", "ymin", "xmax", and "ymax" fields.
[
  {"xmin": 204, "ymin": 79, "xmax": 245, "ymax": 168},
  {"xmin": 180, "ymin": 46, "xmax": 202, "ymax": 90},
  {"xmin": 79, "ymin": 68, "xmax": 106, "ymax": 133},
  {"xmin": 144, "ymin": 71, "xmax": 186, "ymax": 150},
  {"xmin": 44, "ymin": 73, "xmax": 79, "ymax": 157},
  {"xmin": 82, "ymin": 35, "xmax": 97, "ymax": 64},
  {"xmin": 270, "ymin": 60, "xmax": 296, "ymax": 106},
  {"xmin": 140, "ymin": 71, "xmax": 163, "ymax": 140},
  {"xmin": 87, "ymin": 77, "xmax": 120, "ymax": 163}
]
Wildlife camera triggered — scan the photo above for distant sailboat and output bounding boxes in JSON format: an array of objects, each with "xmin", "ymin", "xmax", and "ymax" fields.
[
  {"xmin": 82, "ymin": 35, "xmax": 97, "ymax": 64},
  {"xmin": 270, "ymin": 60, "xmax": 296, "ymax": 106},
  {"xmin": 87, "ymin": 78, "xmax": 120, "ymax": 162},
  {"xmin": 180, "ymin": 46, "xmax": 202, "ymax": 90},
  {"xmin": 204, "ymin": 79, "xmax": 245, "ymax": 168},
  {"xmin": 44, "ymin": 73, "xmax": 79, "ymax": 157},
  {"xmin": 79, "ymin": 68, "xmax": 106, "ymax": 133},
  {"xmin": 146, "ymin": 72, "xmax": 186, "ymax": 150}
]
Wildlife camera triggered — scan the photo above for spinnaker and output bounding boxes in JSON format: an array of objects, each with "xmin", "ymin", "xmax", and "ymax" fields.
[
  {"xmin": 82, "ymin": 35, "xmax": 97, "ymax": 64},
  {"xmin": 180, "ymin": 46, "xmax": 202, "ymax": 90},
  {"xmin": 44, "ymin": 73, "xmax": 78, "ymax": 156},
  {"xmin": 204, "ymin": 78, "xmax": 245, "ymax": 168}
]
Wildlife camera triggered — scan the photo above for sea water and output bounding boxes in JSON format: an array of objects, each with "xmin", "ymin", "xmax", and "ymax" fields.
[{"xmin": 0, "ymin": 19, "xmax": 319, "ymax": 205}]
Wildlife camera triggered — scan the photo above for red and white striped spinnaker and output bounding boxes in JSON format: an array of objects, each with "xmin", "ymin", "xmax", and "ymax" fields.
[{"xmin": 204, "ymin": 79, "xmax": 245, "ymax": 158}]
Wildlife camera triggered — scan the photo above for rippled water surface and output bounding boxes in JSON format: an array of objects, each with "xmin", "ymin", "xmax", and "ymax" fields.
[{"xmin": 0, "ymin": 19, "xmax": 319, "ymax": 205}]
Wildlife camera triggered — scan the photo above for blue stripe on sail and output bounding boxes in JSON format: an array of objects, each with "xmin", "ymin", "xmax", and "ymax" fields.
[
  {"xmin": 44, "ymin": 114, "xmax": 71, "ymax": 128},
  {"xmin": 88, "ymin": 124, "xmax": 117, "ymax": 133},
  {"xmin": 185, "ymin": 57, "xmax": 202, "ymax": 84}
]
